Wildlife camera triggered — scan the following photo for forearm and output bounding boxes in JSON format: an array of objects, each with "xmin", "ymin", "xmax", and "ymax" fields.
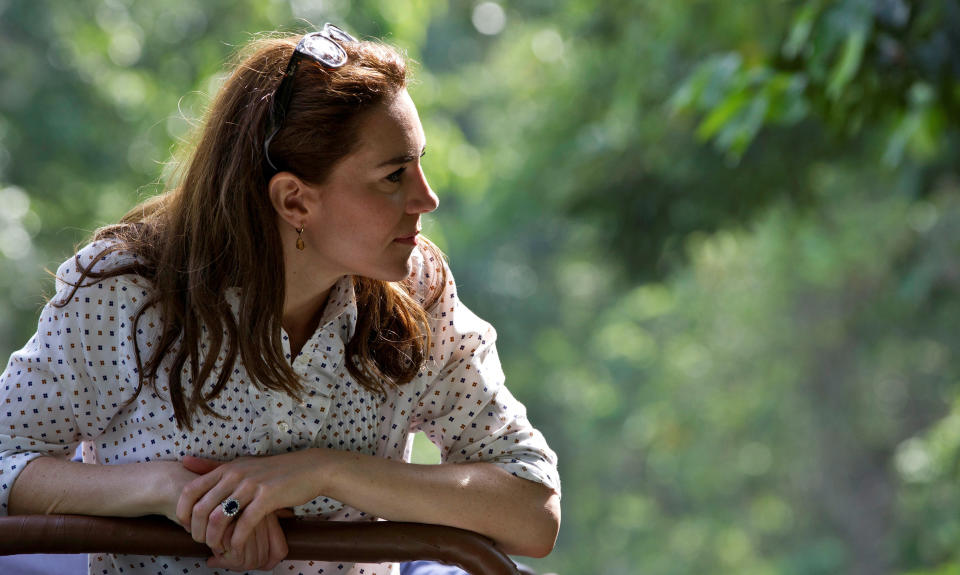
[
  {"xmin": 319, "ymin": 450, "xmax": 560, "ymax": 557},
  {"xmin": 8, "ymin": 455, "xmax": 184, "ymax": 519}
]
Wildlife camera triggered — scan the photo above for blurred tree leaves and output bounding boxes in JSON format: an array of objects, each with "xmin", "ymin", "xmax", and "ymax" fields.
[
  {"xmin": 674, "ymin": 0, "xmax": 960, "ymax": 166},
  {"xmin": 2, "ymin": 1, "xmax": 960, "ymax": 574}
]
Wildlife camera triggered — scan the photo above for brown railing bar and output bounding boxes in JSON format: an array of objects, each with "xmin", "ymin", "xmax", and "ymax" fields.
[{"xmin": 0, "ymin": 515, "xmax": 522, "ymax": 575}]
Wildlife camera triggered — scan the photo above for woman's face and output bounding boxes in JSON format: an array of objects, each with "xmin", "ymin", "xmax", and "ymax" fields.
[{"xmin": 301, "ymin": 88, "xmax": 438, "ymax": 283}]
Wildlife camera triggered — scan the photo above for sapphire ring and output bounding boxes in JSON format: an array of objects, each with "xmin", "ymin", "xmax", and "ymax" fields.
[{"xmin": 221, "ymin": 497, "xmax": 241, "ymax": 518}]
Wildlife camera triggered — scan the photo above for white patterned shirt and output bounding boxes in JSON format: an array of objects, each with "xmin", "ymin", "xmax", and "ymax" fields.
[{"xmin": 0, "ymin": 240, "xmax": 560, "ymax": 575}]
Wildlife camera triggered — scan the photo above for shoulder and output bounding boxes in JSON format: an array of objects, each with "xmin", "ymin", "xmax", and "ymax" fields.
[
  {"xmin": 26, "ymin": 241, "xmax": 157, "ymax": 358},
  {"xmin": 53, "ymin": 239, "xmax": 149, "ymax": 296}
]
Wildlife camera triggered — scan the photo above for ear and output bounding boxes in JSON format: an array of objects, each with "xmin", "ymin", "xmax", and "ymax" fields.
[{"xmin": 268, "ymin": 172, "xmax": 320, "ymax": 228}]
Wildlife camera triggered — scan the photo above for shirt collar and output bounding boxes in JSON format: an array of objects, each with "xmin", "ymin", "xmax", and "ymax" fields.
[
  {"xmin": 318, "ymin": 275, "xmax": 358, "ymax": 338},
  {"xmin": 223, "ymin": 274, "xmax": 358, "ymax": 341}
]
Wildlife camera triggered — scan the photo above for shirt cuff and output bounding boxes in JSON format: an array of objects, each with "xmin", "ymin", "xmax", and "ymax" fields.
[{"xmin": 483, "ymin": 455, "xmax": 562, "ymax": 499}]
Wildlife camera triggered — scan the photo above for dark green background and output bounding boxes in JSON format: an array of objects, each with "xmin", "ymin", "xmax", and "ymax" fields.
[{"xmin": 2, "ymin": 1, "xmax": 959, "ymax": 573}]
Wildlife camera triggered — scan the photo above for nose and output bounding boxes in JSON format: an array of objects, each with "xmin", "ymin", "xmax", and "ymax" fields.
[{"xmin": 407, "ymin": 164, "xmax": 439, "ymax": 214}]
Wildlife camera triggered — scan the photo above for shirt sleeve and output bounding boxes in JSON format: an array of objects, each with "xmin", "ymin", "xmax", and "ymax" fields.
[
  {"xmin": 0, "ymin": 241, "xmax": 143, "ymax": 515},
  {"xmin": 408, "ymin": 253, "xmax": 561, "ymax": 497}
]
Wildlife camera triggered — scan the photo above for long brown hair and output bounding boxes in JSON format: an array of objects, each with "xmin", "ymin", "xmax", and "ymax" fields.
[{"xmin": 55, "ymin": 32, "xmax": 445, "ymax": 430}]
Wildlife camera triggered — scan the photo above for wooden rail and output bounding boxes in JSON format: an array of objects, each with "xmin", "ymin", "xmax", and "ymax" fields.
[{"xmin": 0, "ymin": 515, "xmax": 524, "ymax": 575}]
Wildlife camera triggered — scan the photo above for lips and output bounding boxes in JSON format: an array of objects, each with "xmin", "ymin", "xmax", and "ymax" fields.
[{"xmin": 393, "ymin": 231, "xmax": 420, "ymax": 245}]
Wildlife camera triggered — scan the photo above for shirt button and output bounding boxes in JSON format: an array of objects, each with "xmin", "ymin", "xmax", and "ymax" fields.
[{"xmin": 277, "ymin": 421, "xmax": 290, "ymax": 434}]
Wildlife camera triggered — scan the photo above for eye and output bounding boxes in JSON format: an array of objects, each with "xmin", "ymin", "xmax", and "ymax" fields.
[{"xmin": 386, "ymin": 167, "xmax": 406, "ymax": 183}]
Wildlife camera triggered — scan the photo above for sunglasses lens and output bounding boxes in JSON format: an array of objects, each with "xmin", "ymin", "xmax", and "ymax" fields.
[
  {"xmin": 323, "ymin": 23, "xmax": 356, "ymax": 44},
  {"xmin": 301, "ymin": 34, "xmax": 347, "ymax": 67}
]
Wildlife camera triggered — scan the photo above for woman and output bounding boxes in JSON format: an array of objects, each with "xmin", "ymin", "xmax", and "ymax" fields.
[{"xmin": 0, "ymin": 24, "xmax": 560, "ymax": 574}]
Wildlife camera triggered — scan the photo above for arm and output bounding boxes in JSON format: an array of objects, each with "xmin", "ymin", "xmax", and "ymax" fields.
[
  {"xmin": 320, "ymin": 451, "xmax": 560, "ymax": 557},
  {"xmin": 178, "ymin": 365, "xmax": 563, "ymax": 557},
  {"xmin": 181, "ymin": 351, "xmax": 562, "ymax": 556},
  {"xmin": 9, "ymin": 455, "xmax": 289, "ymax": 571},
  {"xmin": 179, "ymin": 448, "xmax": 559, "ymax": 559},
  {"xmin": 8, "ymin": 456, "xmax": 191, "ymax": 519},
  {"xmin": 0, "ymin": 253, "xmax": 181, "ymax": 520},
  {"xmin": 0, "ymin": 244, "xmax": 288, "ymax": 571}
]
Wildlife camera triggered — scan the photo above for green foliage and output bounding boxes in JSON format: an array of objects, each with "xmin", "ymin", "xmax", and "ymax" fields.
[
  {"xmin": 2, "ymin": 1, "xmax": 960, "ymax": 574},
  {"xmin": 673, "ymin": 0, "xmax": 960, "ymax": 166}
]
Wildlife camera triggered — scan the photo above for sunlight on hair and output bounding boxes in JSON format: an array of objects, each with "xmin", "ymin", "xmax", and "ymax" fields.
[
  {"xmin": 472, "ymin": 2, "xmax": 506, "ymax": 36},
  {"xmin": 165, "ymin": 114, "xmax": 193, "ymax": 141}
]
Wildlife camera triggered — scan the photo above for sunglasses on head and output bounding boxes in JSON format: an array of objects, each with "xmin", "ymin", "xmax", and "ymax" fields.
[{"xmin": 263, "ymin": 23, "xmax": 357, "ymax": 173}]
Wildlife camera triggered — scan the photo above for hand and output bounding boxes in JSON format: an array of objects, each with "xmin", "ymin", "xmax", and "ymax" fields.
[
  {"xmin": 176, "ymin": 451, "xmax": 329, "ymax": 562},
  {"xmin": 179, "ymin": 456, "xmax": 292, "ymax": 572},
  {"xmin": 204, "ymin": 509, "xmax": 289, "ymax": 572},
  {"xmin": 155, "ymin": 460, "xmax": 206, "ymax": 525}
]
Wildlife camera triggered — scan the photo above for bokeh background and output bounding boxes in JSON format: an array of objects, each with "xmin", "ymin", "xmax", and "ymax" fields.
[{"xmin": 2, "ymin": 1, "xmax": 960, "ymax": 574}]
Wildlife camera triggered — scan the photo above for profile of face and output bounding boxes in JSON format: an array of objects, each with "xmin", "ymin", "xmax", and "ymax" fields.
[{"xmin": 274, "ymin": 88, "xmax": 439, "ymax": 285}]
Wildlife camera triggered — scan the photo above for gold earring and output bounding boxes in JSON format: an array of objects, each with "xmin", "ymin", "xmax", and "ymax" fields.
[{"xmin": 296, "ymin": 226, "xmax": 305, "ymax": 251}]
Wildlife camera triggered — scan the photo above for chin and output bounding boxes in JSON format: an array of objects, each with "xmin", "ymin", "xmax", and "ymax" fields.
[
  {"xmin": 364, "ymin": 258, "xmax": 415, "ymax": 283},
  {"xmin": 393, "ymin": 258, "xmax": 415, "ymax": 281}
]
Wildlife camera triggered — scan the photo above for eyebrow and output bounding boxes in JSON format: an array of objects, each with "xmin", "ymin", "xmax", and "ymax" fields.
[{"xmin": 376, "ymin": 146, "xmax": 427, "ymax": 168}]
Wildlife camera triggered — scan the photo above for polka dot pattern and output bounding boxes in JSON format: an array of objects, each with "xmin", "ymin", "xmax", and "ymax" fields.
[{"xmin": 0, "ymin": 241, "xmax": 560, "ymax": 574}]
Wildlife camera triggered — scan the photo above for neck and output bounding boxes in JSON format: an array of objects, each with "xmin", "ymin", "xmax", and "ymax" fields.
[
  {"xmin": 281, "ymin": 245, "xmax": 340, "ymax": 353},
  {"xmin": 282, "ymin": 282, "xmax": 333, "ymax": 339}
]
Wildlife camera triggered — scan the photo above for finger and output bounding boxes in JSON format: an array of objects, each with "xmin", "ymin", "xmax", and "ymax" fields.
[
  {"xmin": 176, "ymin": 468, "xmax": 222, "ymax": 529},
  {"xmin": 204, "ymin": 477, "xmax": 262, "ymax": 554},
  {"xmin": 193, "ymin": 481, "xmax": 243, "ymax": 549},
  {"xmin": 229, "ymin": 519, "xmax": 262, "ymax": 572},
  {"xmin": 181, "ymin": 455, "xmax": 226, "ymax": 475},
  {"xmin": 216, "ymin": 518, "xmax": 267, "ymax": 572},
  {"xmin": 203, "ymin": 485, "xmax": 255, "ymax": 554},
  {"xmin": 206, "ymin": 549, "xmax": 244, "ymax": 571},
  {"xmin": 238, "ymin": 521, "xmax": 256, "ymax": 571},
  {"xmin": 264, "ymin": 513, "xmax": 289, "ymax": 570},
  {"xmin": 251, "ymin": 521, "xmax": 269, "ymax": 571},
  {"xmin": 259, "ymin": 519, "xmax": 272, "ymax": 569},
  {"xmin": 229, "ymin": 495, "xmax": 272, "ymax": 554},
  {"xmin": 206, "ymin": 523, "xmax": 240, "ymax": 570}
]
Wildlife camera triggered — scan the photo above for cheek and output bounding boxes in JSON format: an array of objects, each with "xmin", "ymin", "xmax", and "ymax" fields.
[
  {"xmin": 355, "ymin": 193, "xmax": 403, "ymax": 223},
  {"xmin": 323, "ymin": 195, "xmax": 400, "ymax": 242}
]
